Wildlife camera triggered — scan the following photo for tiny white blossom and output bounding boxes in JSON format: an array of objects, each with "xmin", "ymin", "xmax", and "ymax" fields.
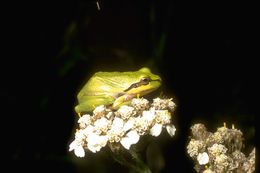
[
  {"xmin": 74, "ymin": 145, "xmax": 85, "ymax": 157},
  {"xmin": 69, "ymin": 141, "xmax": 77, "ymax": 151},
  {"xmin": 214, "ymin": 154, "xmax": 229, "ymax": 168},
  {"xmin": 208, "ymin": 144, "xmax": 227, "ymax": 157},
  {"xmin": 151, "ymin": 98, "xmax": 176, "ymax": 111},
  {"xmin": 134, "ymin": 116, "xmax": 150, "ymax": 135},
  {"xmin": 87, "ymin": 133, "xmax": 108, "ymax": 153},
  {"xmin": 78, "ymin": 114, "xmax": 91, "ymax": 128},
  {"xmin": 75, "ymin": 129, "xmax": 86, "ymax": 141},
  {"xmin": 167, "ymin": 99, "xmax": 176, "ymax": 111},
  {"xmin": 197, "ymin": 152, "xmax": 209, "ymax": 165},
  {"xmin": 107, "ymin": 117, "xmax": 125, "ymax": 142},
  {"xmin": 93, "ymin": 105, "xmax": 106, "ymax": 113},
  {"xmin": 82, "ymin": 125, "xmax": 94, "ymax": 137},
  {"xmin": 202, "ymin": 169, "xmax": 214, "ymax": 173},
  {"xmin": 131, "ymin": 98, "xmax": 149, "ymax": 111},
  {"xmin": 93, "ymin": 105, "xmax": 106, "ymax": 119},
  {"xmin": 187, "ymin": 139, "xmax": 205, "ymax": 158},
  {"xmin": 155, "ymin": 110, "xmax": 171, "ymax": 125},
  {"xmin": 69, "ymin": 141, "xmax": 85, "ymax": 157},
  {"xmin": 166, "ymin": 124, "xmax": 176, "ymax": 137},
  {"xmin": 120, "ymin": 130, "xmax": 140, "ymax": 149},
  {"xmin": 94, "ymin": 117, "xmax": 111, "ymax": 134},
  {"xmin": 152, "ymin": 98, "xmax": 166, "ymax": 109},
  {"xmin": 117, "ymin": 105, "xmax": 135, "ymax": 120},
  {"xmin": 150, "ymin": 123, "xmax": 163, "ymax": 137}
]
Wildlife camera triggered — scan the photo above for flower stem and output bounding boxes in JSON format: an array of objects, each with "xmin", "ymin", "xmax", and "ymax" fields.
[{"xmin": 109, "ymin": 144, "xmax": 151, "ymax": 173}]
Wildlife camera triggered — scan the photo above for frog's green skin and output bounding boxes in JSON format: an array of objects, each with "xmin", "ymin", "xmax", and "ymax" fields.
[{"xmin": 75, "ymin": 67, "xmax": 161, "ymax": 114}]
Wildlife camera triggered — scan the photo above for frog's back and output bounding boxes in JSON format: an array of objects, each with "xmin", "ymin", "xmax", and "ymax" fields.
[
  {"xmin": 94, "ymin": 71, "xmax": 140, "ymax": 86},
  {"xmin": 77, "ymin": 71, "xmax": 129, "ymax": 99}
]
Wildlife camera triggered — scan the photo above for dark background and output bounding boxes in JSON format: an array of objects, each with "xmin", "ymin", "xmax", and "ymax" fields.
[{"xmin": 2, "ymin": 0, "xmax": 255, "ymax": 172}]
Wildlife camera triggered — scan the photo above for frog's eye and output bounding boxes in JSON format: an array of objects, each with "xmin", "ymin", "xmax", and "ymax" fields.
[{"xmin": 140, "ymin": 77, "xmax": 151, "ymax": 85}]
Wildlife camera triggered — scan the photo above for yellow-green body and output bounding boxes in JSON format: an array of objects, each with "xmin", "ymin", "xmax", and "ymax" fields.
[{"xmin": 75, "ymin": 67, "xmax": 161, "ymax": 114}]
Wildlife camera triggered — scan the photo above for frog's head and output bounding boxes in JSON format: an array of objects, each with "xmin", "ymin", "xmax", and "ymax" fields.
[{"xmin": 123, "ymin": 67, "xmax": 162, "ymax": 97}]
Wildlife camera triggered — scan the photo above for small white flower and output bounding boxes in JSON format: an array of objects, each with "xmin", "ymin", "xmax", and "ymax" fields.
[
  {"xmin": 117, "ymin": 105, "xmax": 135, "ymax": 120},
  {"xmin": 120, "ymin": 130, "xmax": 140, "ymax": 149},
  {"xmin": 107, "ymin": 117, "xmax": 125, "ymax": 142},
  {"xmin": 74, "ymin": 145, "xmax": 85, "ymax": 157},
  {"xmin": 93, "ymin": 105, "xmax": 106, "ymax": 113},
  {"xmin": 134, "ymin": 116, "xmax": 149, "ymax": 135},
  {"xmin": 69, "ymin": 140, "xmax": 77, "ymax": 151},
  {"xmin": 197, "ymin": 152, "xmax": 209, "ymax": 165},
  {"xmin": 94, "ymin": 117, "xmax": 111, "ymax": 134},
  {"xmin": 208, "ymin": 144, "xmax": 227, "ymax": 157},
  {"xmin": 166, "ymin": 124, "xmax": 176, "ymax": 137},
  {"xmin": 78, "ymin": 114, "xmax": 91, "ymax": 128},
  {"xmin": 155, "ymin": 110, "xmax": 171, "ymax": 125},
  {"xmin": 82, "ymin": 125, "xmax": 94, "ymax": 137},
  {"xmin": 214, "ymin": 153, "xmax": 229, "ymax": 168},
  {"xmin": 152, "ymin": 98, "xmax": 167, "ymax": 110},
  {"xmin": 151, "ymin": 98, "xmax": 176, "ymax": 111},
  {"xmin": 187, "ymin": 139, "xmax": 205, "ymax": 158},
  {"xmin": 69, "ymin": 141, "xmax": 85, "ymax": 157},
  {"xmin": 87, "ymin": 133, "xmax": 108, "ymax": 153},
  {"xmin": 167, "ymin": 99, "xmax": 176, "ymax": 111},
  {"xmin": 93, "ymin": 105, "xmax": 106, "ymax": 119},
  {"xmin": 75, "ymin": 129, "xmax": 86, "ymax": 141},
  {"xmin": 131, "ymin": 98, "xmax": 149, "ymax": 111},
  {"xmin": 150, "ymin": 123, "xmax": 163, "ymax": 137}
]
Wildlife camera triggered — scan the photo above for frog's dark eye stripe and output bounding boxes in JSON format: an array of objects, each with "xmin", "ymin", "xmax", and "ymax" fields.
[
  {"xmin": 124, "ymin": 83, "xmax": 139, "ymax": 92},
  {"xmin": 123, "ymin": 77, "xmax": 151, "ymax": 92}
]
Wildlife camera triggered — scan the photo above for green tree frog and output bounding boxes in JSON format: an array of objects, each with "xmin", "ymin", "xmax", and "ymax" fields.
[{"xmin": 75, "ymin": 67, "xmax": 162, "ymax": 114}]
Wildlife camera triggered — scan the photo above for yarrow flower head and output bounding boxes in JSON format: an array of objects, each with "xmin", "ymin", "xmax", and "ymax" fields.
[
  {"xmin": 187, "ymin": 123, "xmax": 255, "ymax": 173},
  {"xmin": 69, "ymin": 97, "xmax": 176, "ymax": 158}
]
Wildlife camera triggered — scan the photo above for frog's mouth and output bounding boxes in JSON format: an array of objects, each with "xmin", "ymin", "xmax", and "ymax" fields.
[{"xmin": 120, "ymin": 86, "xmax": 159, "ymax": 102}]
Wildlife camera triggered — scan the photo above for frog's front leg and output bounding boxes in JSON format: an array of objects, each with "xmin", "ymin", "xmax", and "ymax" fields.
[{"xmin": 112, "ymin": 94, "xmax": 136, "ymax": 110}]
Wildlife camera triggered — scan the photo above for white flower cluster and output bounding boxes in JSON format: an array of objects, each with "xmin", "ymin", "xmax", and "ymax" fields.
[
  {"xmin": 187, "ymin": 123, "xmax": 255, "ymax": 173},
  {"xmin": 69, "ymin": 98, "xmax": 176, "ymax": 158}
]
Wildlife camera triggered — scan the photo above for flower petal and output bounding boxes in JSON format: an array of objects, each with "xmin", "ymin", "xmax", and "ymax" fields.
[
  {"xmin": 74, "ymin": 145, "xmax": 85, "ymax": 157},
  {"xmin": 120, "ymin": 137, "xmax": 131, "ymax": 149},
  {"xmin": 197, "ymin": 152, "xmax": 209, "ymax": 165},
  {"xmin": 69, "ymin": 141, "xmax": 77, "ymax": 151},
  {"xmin": 142, "ymin": 108, "xmax": 156, "ymax": 122},
  {"xmin": 166, "ymin": 124, "xmax": 176, "ymax": 137},
  {"xmin": 127, "ymin": 130, "xmax": 140, "ymax": 144},
  {"xmin": 111, "ymin": 117, "xmax": 124, "ymax": 130},
  {"xmin": 150, "ymin": 123, "xmax": 162, "ymax": 137},
  {"xmin": 123, "ymin": 118, "xmax": 135, "ymax": 132},
  {"xmin": 120, "ymin": 130, "xmax": 140, "ymax": 149},
  {"xmin": 87, "ymin": 134, "xmax": 108, "ymax": 153}
]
